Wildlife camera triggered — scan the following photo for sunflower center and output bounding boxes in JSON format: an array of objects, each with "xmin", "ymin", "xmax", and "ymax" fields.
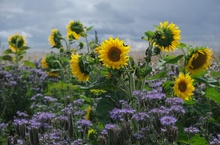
[
  {"xmin": 11, "ymin": 36, "xmax": 24, "ymax": 48},
  {"xmin": 108, "ymin": 47, "xmax": 121, "ymax": 62},
  {"xmin": 178, "ymin": 81, "xmax": 187, "ymax": 92},
  {"xmin": 155, "ymin": 28, "xmax": 174, "ymax": 47},
  {"xmin": 190, "ymin": 52, "xmax": 207, "ymax": 69}
]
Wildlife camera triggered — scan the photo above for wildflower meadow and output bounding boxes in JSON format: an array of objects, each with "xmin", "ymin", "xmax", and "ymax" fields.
[{"xmin": 0, "ymin": 20, "xmax": 220, "ymax": 145}]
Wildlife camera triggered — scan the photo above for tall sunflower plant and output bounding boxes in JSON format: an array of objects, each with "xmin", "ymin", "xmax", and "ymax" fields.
[
  {"xmin": 41, "ymin": 20, "xmax": 94, "ymax": 81},
  {"xmin": 0, "ymin": 33, "xmax": 38, "ymax": 71}
]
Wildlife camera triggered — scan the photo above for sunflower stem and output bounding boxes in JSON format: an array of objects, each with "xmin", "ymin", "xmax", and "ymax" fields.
[{"xmin": 85, "ymin": 36, "xmax": 90, "ymax": 53}]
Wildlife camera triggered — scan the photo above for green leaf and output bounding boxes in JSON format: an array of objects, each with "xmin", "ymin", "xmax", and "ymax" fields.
[
  {"xmin": 20, "ymin": 46, "xmax": 30, "ymax": 51},
  {"xmin": 17, "ymin": 50, "xmax": 26, "ymax": 55},
  {"xmin": 190, "ymin": 134, "xmax": 208, "ymax": 145},
  {"xmin": 96, "ymin": 91, "xmax": 125, "ymax": 124},
  {"xmin": 178, "ymin": 42, "xmax": 187, "ymax": 49},
  {"xmin": 159, "ymin": 55, "xmax": 184, "ymax": 66},
  {"xmin": 4, "ymin": 49, "xmax": 13, "ymax": 54},
  {"xmin": 146, "ymin": 71, "xmax": 167, "ymax": 80},
  {"xmin": 144, "ymin": 31, "xmax": 154, "ymax": 38},
  {"xmin": 23, "ymin": 60, "xmax": 36, "ymax": 68},
  {"xmin": 2, "ymin": 55, "xmax": 13, "ymax": 61},
  {"xmin": 194, "ymin": 77, "xmax": 219, "ymax": 87},
  {"xmin": 86, "ymin": 26, "xmax": 93, "ymax": 31},
  {"xmin": 211, "ymin": 71, "xmax": 220, "ymax": 78},
  {"xmin": 205, "ymin": 87, "xmax": 220, "ymax": 104}
]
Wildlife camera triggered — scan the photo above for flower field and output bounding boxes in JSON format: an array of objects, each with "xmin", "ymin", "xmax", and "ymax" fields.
[{"xmin": 0, "ymin": 20, "xmax": 220, "ymax": 145}]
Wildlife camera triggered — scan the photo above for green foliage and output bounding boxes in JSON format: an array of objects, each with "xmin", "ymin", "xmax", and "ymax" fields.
[
  {"xmin": 96, "ymin": 91, "xmax": 125, "ymax": 124},
  {"xmin": 44, "ymin": 81, "xmax": 82, "ymax": 100},
  {"xmin": 205, "ymin": 87, "xmax": 220, "ymax": 104}
]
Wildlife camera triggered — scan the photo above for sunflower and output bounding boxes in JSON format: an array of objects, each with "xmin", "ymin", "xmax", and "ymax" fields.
[
  {"xmin": 185, "ymin": 47, "xmax": 213, "ymax": 76},
  {"xmin": 8, "ymin": 33, "xmax": 26, "ymax": 52},
  {"xmin": 41, "ymin": 55, "xmax": 59, "ymax": 77},
  {"xmin": 173, "ymin": 73, "xmax": 195, "ymax": 101},
  {"xmin": 98, "ymin": 37, "xmax": 130, "ymax": 69},
  {"xmin": 70, "ymin": 53, "xmax": 89, "ymax": 82},
  {"xmin": 66, "ymin": 20, "xmax": 84, "ymax": 40},
  {"xmin": 48, "ymin": 29, "xmax": 62, "ymax": 48},
  {"xmin": 154, "ymin": 21, "xmax": 181, "ymax": 52}
]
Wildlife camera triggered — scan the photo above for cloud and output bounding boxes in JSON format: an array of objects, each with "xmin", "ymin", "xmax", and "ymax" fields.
[{"xmin": 0, "ymin": 0, "xmax": 219, "ymax": 52}]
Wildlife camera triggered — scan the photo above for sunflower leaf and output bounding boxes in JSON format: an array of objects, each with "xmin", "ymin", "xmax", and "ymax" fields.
[
  {"xmin": 161, "ymin": 54, "xmax": 184, "ymax": 65},
  {"xmin": 2, "ymin": 55, "xmax": 13, "ymax": 61},
  {"xmin": 23, "ymin": 60, "xmax": 36, "ymax": 68},
  {"xmin": 144, "ymin": 31, "xmax": 154, "ymax": 38},
  {"xmin": 4, "ymin": 49, "xmax": 13, "ymax": 54},
  {"xmin": 205, "ymin": 87, "xmax": 220, "ymax": 105}
]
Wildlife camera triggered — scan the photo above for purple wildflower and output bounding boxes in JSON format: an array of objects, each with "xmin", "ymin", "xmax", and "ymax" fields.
[
  {"xmin": 0, "ymin": 122, "xmax": 8, "ymax": 131},
  {"xmin": 110, "ymin": 108, "xmax": 136, "ymax": 121},
  {"xmin": 132, "ymin": 112, "xmax": 149, "ymax": 122},
  {"xmin": 34, "ymin": 112, "xmax": 55, "ymax": 122},
  {"xmin": 43, "ymin": 96, "xmax": 57, "ymax": 102},
  {"xmin": 76, "ymin": 119, "xmax": 92, "ymax": 132},
  {"xmin": 184, "ymin": 126, "xmax": 200, "ymax": 134},
  {"xmin": 210, "ymin": 134, "xmax": 220, "ymax": 145},
  {"xmin": 73, "ymin": 99, "xmax": 84, "ymax": 106},
  {"xmin": 150, "ymin": 81, "xmax": 162, "ymax": 88},
  {"xmin": 28, "ymin": 118, "xmax": 41, "ymax": 129},
  {"xmin": 169, "ymin": 105, "xmax": 185, "ymax": 114},
  {"xmin": 149, "ymin": 106, "xmax": 170, "ymax": 116},
  {"xmin": 105, "ymin": 124, "xmax": 118, "ymax": 130},
  {"xmin": 31, "ymin": 93, "xmax": 43, "ymax": 100},
  {"xmin": 61, "ymin": 107, "xmax": 73, "ymax": 115},
  {"xmin": 55, "ymin": 116, "xmax": 68, "ymax": 121},
  {"xmin": 71, "ymin": 139, "xmax": 83, "ymax": 145},
  {"xmin": 74, "ymin": 110, "xmax": 86, "ymax": 116},
  {"xmin": 17, "ymin": 111, "xmax": 29, "ymax": 117},
  {"xmin": 165, "ymin": 97, "xmax": 184, "ymax": 106},
  {"xmin": 13, "ymin": 119, "xmax": 28, "ymax": 126},
  {"xmin": 160, "ymin": 116, "xmax": 177, "ymax": 126}
]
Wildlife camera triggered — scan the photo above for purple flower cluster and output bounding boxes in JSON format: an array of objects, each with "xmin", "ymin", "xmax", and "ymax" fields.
[
  {"xmin": 132, "ymin": 112, "xmax": 149, "ymax": 122},
  {"xmin": 210, "ymin": 134, "xmax": 220, "ymax": 145},
  {"xmin": 110, "ymin": 107, "xmax": 136, "ymax": 121},
  {"xmin": 165, "ymin": 97, "xmax": 184, "ymax": 106},
  {"xmin": 184, "ymin": 126, "xmax": 200, "ymax": 134},
  {"xmin": 160, "ymin": 116, "xmax": 177, "ymax": 126},
  {"xmin": 76, "ymin": 119, "xmax": 92, "ymax": 132}
]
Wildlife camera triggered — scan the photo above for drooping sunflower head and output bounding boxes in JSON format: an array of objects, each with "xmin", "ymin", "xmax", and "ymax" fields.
[
  {"xmin": 185, "ymin": 47, "xmax": 213, "ymax": 76},
  {"xmin": 70, "ymin": 53, "xmax": 90, "ymax": 82},
  {"xmin": 48, "ymin": 29, "xmax": 63, "ymax": 48},
  {"xmin": 173, "ymin": 73, "xmax": 195, "ymax": 101},
  {"xmin": 153, "ymin": 21, "xmax": 181, "ymax": 52},
  {"xmin": 66, "ymin": 20, "xmax": 85, "ymax": 40},
  {"xmin": 98, "ymin": 37, "xmax": 130, "ymax": 69},
  {"xmin": 41, "ymin": 54, "xmax": 60, "ymax": 77},
  {"xmin": 8, "ymin": 33, "xmax": 26, "ymax": 52}
]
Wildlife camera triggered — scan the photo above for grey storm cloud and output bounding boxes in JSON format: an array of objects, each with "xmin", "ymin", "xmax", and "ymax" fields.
[{"xmin": 0, "ymin": 0, "xmax": 220, "ymax": 52}]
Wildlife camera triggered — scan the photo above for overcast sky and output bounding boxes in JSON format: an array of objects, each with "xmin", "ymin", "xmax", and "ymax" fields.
[{"xmin": 0, "ymin": 0, "xmax": 220, "ymax": 52}]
